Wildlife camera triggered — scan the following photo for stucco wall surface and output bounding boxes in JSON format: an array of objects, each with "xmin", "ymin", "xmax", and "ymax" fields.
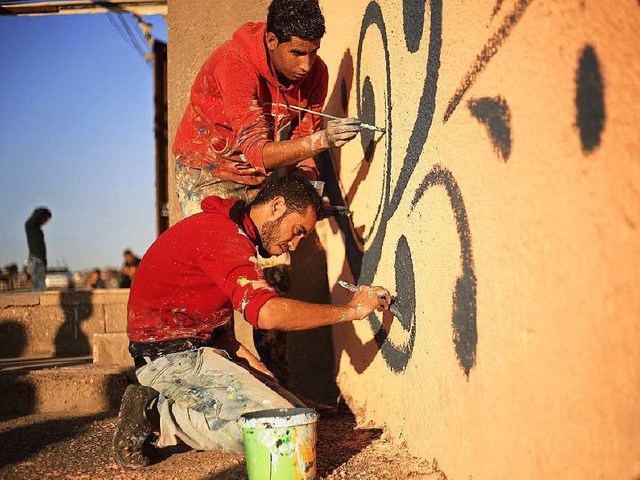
[
  {"xmin": 166, "ymin": 1, "xmax": 640, "ymax": 478},
  {"xmin": 315, "ymin": 1, "xmax": 640, "ymax": 479}
]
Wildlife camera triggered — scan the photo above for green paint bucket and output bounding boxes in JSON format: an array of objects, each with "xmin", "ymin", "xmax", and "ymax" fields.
[{"xmin": 238, "ymin": 407, "xmax": 319, "ymax": 480}]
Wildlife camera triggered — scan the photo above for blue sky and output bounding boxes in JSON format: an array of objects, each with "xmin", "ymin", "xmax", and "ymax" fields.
[{"xmin": 0, "ymin": 11, "xmax": 167, "ymax": 271}]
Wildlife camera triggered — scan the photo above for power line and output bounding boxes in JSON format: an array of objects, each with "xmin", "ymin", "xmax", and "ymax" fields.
[
  {"xmin": 107, "ymin": 12, "xmax": 134, "ymax": 49},
  {"xmin": 106, "ymin": 11, "xmax": 151, "ymax": 68},
  {"xmin": 119, "ymin": 13, "xmax": 145, "ymax": 55},
  {"xmin": 128, "ymin": 13, "xmax": 148, "ymax": 47}
]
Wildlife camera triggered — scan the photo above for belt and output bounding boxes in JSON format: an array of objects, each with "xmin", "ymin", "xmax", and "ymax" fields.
[{"xmin": 130, "ymin": 337, "xmax": 215, "ymax": 369}]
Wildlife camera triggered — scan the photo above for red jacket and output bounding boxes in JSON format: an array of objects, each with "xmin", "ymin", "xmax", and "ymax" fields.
[
  {"xmin": 173, "ymin": 22, "xmax": 329, "ymax": 185},
  {"xmin": 127, "ymin": 196, "xmax": 278, "ymax": 343}
]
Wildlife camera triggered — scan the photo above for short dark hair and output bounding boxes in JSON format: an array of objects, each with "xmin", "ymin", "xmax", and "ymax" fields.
[
  {"xmin": 266, "ymin": 0, "xmax": 325, "ymax": 43},
  {"xmin": 251, "ymin": 175, "xmax": 323, "ymax": 220}
]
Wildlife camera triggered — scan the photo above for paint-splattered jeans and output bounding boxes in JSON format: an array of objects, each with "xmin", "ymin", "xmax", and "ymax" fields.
[
  {"xmin": 175, "ymin": 161, "xmax": 261, "ymax": 218},
  {"xmin": 135, "ymin": 347, "xmax": 303, "ymax": 454},
  {"xmin": 175, "ymin": 160, "xmax": 292, "ymax": 388}
]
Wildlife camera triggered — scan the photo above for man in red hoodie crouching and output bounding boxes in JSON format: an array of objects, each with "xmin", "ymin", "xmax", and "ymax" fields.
[{"xmin": 113, "ymin": 176, "xmax": 391, "ymax": 468}]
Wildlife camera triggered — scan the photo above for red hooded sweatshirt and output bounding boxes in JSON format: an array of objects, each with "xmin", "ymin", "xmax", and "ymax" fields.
[
  {"xmin": 127, "ymin": 196, "xmax": 278, "ymax": 344},
  {"xmin": 172, "ymin": 22, "xmax": 329, "ymax": 185}
]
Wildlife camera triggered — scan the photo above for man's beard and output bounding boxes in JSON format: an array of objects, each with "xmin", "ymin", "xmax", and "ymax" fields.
[{"xmin": 259, "ymin": 215, "xmax": 286, "ymax": 254}]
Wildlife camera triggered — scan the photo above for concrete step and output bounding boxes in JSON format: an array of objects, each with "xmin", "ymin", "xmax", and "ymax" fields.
[
  {"xmin": 93, "ymin": 332, "xmax": 133, "ymax": 367},
  {"xmin": 0, "ymin": 359, "xmax": 132, "ymax": 416},
  {"xmin": 0, "ymin": 355, "xmax": 92, "ymax": 372}
]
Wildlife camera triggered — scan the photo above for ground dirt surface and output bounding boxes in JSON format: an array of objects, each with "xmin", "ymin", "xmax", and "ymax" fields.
[{"xmin": 0, "ymin": 408, "xmax": 445, "ymax": 479}]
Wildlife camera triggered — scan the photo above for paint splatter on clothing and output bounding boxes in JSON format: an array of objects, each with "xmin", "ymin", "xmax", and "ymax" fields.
[
  {"xmin": 172, "ymin": 21, "xmax": 327, "ymax": 185},
  {"xmin": 127, "ymin": 196, "xmax": 278, "ymax": 344},
  {"xmin": 175, "ymin": 162, "xmax": 262, "ymax": 218},
  {"xmin": 174, "ymin": 170, "xmax": 293, "ymax": 388},
  {"xmin": 135, "ymin": 347, "xmax": 304, "ymax": 453}
]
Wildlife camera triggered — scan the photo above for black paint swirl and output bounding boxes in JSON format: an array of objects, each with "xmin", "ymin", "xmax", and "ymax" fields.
[
  {"xmin": 444, "ymin": 0, "xmax": 533, "ymax": 122},
  {"xmin": 468, "ymin": 96, "xmax": 512, "ymax": 161},
  {"xmin": 355, "ymin": 0, "xmax": 447, "ymax": 373},
  {"xmin": 576, "ymin": 44, "xmax": 605, "ymax": 154},
  {"xmin": 372, "ymin": 235, "xmax": 417, "ymax": 371},
  {"xmin": 360, "ymin": 76, "xmax": 377, "ymax": 162},
  {"xmin": 411, "ymin": 165, "xmax": 478, "ymax": 376},
  {"xmin": 338, "ymin": 0, "xmax": 478, "ymax": 376},
  {"xmin": 403, "ymin": 0, "xmax": 426, "ymax": 53}
]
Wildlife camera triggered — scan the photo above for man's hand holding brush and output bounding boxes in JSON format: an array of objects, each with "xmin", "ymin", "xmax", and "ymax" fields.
[{"xmin": 323, "ymin": 117, "xmax": 362, "ymax": 148}]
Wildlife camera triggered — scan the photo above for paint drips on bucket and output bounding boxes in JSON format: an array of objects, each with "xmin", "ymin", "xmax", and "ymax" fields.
[{"xmin": 239, "ymin": 408, "xmax": 319, "ymax": 480}]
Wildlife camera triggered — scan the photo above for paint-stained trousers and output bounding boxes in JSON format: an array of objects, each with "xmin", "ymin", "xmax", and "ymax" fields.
[
  {"xmin": 135, "ymin": 347, "xmax": 303, "ymax": 453},
  {"xmin": 175, "ymin": 161, "xmax": 292, "ymax": 388}
]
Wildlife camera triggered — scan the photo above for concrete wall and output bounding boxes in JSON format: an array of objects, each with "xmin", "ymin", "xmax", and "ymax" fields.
[
  {"xmin": 167, "ymin": 1, "xmax": 640, "ymax": 478},
  {"xmin": 319, "ymin": 1, "xmax": 640, "ymax": 479},
  {"xmin": 0, "ymin": 290, "xmax": 129, "ymax": 357}
]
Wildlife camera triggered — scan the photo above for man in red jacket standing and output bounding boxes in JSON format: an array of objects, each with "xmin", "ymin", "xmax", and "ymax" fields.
[
  {"xmin": 113, "ymin": 176, "xmax": 390, "ymax": 468},
  {"xmin": 173, "ymin": 0, "xmax": 360, "ymax": 390}
]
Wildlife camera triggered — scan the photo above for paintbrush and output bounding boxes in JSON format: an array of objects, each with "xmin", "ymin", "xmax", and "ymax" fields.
[
  {"xmin": 337, "ymin": 280, "xmax": 400, "ymax": 318},
  {"xmin": 289, "ymin": 105, "xmax": 386, "ymax": 133}
]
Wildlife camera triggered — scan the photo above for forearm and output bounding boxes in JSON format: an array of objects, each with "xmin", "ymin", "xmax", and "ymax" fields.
[
  {"xmin": 258, "ymin": 297, "xmax": 358, "ymax": 331},
  {"xmin": 262, "ymin": 131, "xmax": 329, "ymax": 170}
]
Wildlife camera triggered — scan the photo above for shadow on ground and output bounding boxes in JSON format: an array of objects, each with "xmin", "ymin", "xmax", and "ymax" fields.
[
  {"xmin": 0, "ymin": 320, "xmax": 27, "ymax": 358},
  {"xmin": 55, "ymin": 291, "xmax": 92, "ymax": 357},
  {"xmin": 0, "ymin": 404, "xmax": 383, "ymax": 479},
  {"xmin": 206, "ymin": 463, "xmax": 248, "ymax": 480},
  {"xmin": 315, "ymin": 407, "xmax": 382, "ymax": 477},
  {"xmin": 0, "ymin": 412, "xmax": 112, "ymax": 468}
]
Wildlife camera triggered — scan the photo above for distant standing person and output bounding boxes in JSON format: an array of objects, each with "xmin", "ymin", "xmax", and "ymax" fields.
[
  {"xmin": 25, "ymin": 207, "xmax": 51, "ymax": 292},
  {"xmin": 119, "ymin": 250, "xmax": 140, "ymax": 288}
]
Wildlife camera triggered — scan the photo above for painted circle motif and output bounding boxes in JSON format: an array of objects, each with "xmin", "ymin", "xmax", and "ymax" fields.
[
  {"xmin": 369, "ymin": 235, "xmax": 417, "ymax": 373},
  {"xmin": 360, "ymin": 75, "xmax": 377, "ymax": 163}
]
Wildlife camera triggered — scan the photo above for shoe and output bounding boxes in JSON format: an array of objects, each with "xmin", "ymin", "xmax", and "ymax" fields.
[{"xmin": 113, "ymin": 384, "xmax": 159, "ymax": 468}]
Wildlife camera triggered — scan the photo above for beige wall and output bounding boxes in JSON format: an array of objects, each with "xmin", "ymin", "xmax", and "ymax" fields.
[{"xmin": 167, "ymin": 1, "xmax": 640, "ymax": 478}]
